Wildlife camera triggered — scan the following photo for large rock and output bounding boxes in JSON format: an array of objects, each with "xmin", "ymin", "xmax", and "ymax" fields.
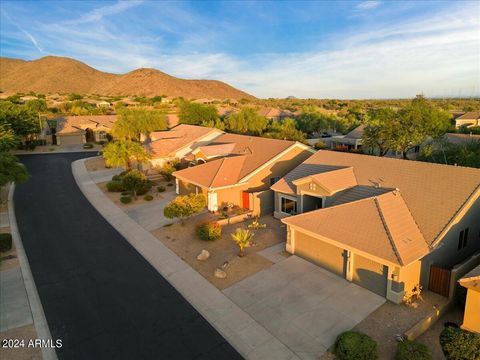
[
  {"xmin": 196, "ymin": 249, "xmax": 210, "ymax": 261},
  {"xmin": 214, "ymin": 268, "xmax": 227, "ymax": 279}
]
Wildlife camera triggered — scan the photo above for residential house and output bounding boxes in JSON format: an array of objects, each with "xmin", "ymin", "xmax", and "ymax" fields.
[
  {"xmin": 328, "ymin": 124, "xmax": 365, "ymax": 151},
  {"xmin": 166, "ymin": 114, "xmax": 180, "ymax": 128},
  {"xmin": 455, "ymin": 111, "xmax": 480, "ymax": 128},
  {"xmin": 271, "ymin": 151, "xmax": 480, "ymax": 303},
  {"xmin": 258, "ymin": 108, "xmax": 294, "ymax": 121},
  {"xmin": 458, "ymin": 265, "xmax": 480, "ymax": 333},
  {"xmin": 444, "ymin": 133, "xmax": 480, "ymax": 145},
  {"xmin": 173, "ymin": 134, "xmax": 314, "ymax": 214},
  {"xmin": 145, "ymin": 124, "xmax": 224, "ymax": 168},
  {"xmin": 53, "ymin": 115, "xmax": 117, "ymax": 145}
]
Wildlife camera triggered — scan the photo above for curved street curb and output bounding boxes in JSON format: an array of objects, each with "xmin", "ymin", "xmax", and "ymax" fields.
[
  {"xmin": 8, "ymin": 184, "xmax": 58, "ymax": 360},
  {"xmin": 72, "ymin": 158, "xmax": 299, "ymax": 360}
]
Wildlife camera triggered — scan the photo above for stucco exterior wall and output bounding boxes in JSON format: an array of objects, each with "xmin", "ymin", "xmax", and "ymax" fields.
[
  {"xmin": 420, "ymin": 195, "xmax": 480, "ymax": 287},
  {"xmin": 397, "ymin": 260, "xmax": 422, "ymax": 294},
  {"xmin": 461, "ymin": 290, "xmax": 480, "ymax": 333}
]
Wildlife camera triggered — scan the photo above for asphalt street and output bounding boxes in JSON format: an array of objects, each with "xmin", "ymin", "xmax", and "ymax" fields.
[{"xmin": 14, "ymin": 153, "xmax": 242, "ymax": 360}]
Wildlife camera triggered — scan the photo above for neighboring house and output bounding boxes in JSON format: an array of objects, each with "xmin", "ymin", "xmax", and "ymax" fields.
[
  {"xmin": 458, "ymin": 265, "xmax": 480, "ymax": 333},
  {"xmin": 455, "ymin": 111, "xmax": 480, "ymax": 128},
  {"xmin": 53, "ymin": 115, "xmax": 117, "ymax": 145},
  {"xmin": 192, "ymin": 98, "xmax": 217, "ymax": 105},
  {"xmin": 145, "ymin": 124, "xmax": 224, "ymax": 168},
  {"xmin": 173, "ymin": 134, "xmax": 314, "ymax": 214},
  {"xmin": 444, "ymin": 133, "xmax": 480, "ymax": 145},
  {"xmin": 166, "ymin": 114, "xmax": 180, "ymax": 128},
  {"xmin": 328, "ymin": 124, "xmax": 365, "ymax": 151},
  {"xmin": 271, "ymin": 151, "xmax": 480, "ymax": 303},
  {"xmin": 258, "ymin": 108, "xmax": 294, "ymax": 121}
]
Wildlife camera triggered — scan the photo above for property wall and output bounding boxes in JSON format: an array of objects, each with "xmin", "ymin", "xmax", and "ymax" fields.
[
  {"xmin": 57, "ymin": 134, "xmax": 85, "ymax": 145},
  {"xmin": 420, "ymin": 195, "xmax": 480, "ymax": 287}
]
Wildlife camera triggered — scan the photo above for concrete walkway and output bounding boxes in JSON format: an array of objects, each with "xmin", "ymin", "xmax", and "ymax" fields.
[
  {"xmin": 88, "ymin": 167, "xmax": 122, "ymax": 184},
  {"xmin": 0, "ymin": 267, "xmax": 33, "ymax": 331},
  {"xmin": 73, "ymin": 158, "xmax": 299, "ymax": 360}
]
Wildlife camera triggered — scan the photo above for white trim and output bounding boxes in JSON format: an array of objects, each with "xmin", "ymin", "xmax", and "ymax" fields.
[{"xmin": 239, "ymin": 142, "xmax": 313, "ymax": 183}]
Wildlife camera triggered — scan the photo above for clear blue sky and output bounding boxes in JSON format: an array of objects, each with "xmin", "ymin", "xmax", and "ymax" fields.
[{"xmin": 1, "ymin": 0, "xmax": 479, "ymax": 98}]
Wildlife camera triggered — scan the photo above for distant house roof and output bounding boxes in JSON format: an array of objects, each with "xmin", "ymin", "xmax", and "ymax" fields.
[
  {"xmin": 445, "ymin": 133, "xmax": 480, "ymax": 145},
  {"xmin": 258, "ymin": 108, "xmax": 293, "ymax": 119},
  {"xmin": 272, "ymin": 151, "xmax": 480, "ymax": 247},
  {"xmin": 54, "ymin": 115, "xmax": 117, "ymax": 135},
  {"xmin": 459, "ymin": 264, "xmax": 480, "ymax": 291},
  {"xmin": 174, "ymin": 134, "xmax": 305, "ymax": 188},
  {"xmin": 456, "ymin": 111, "xmax": 480, "ymax": 121},
  {"xmin": 344, "ymin": 124, "xmax": 365, "ymax": 140},
  {"xmin": 147, "ymin": 124, "xmax": 222, "ymax": 158}
]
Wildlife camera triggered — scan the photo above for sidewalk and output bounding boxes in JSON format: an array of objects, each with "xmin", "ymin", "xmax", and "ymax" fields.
[
  {"xmin": 73, "ymin": 158, "xmax": 300, "ymax": 360},
  {"xmin": 0, "ymin": 186, "xmax": 56, "ymax": 360}
]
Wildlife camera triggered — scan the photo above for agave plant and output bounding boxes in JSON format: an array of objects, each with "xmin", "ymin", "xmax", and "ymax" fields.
[{"xmin": 231, "ymin": 228, "xmax": 254, "ymax": 257}]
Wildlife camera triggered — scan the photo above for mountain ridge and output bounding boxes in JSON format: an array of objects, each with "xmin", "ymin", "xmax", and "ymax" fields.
[{"xmin": 0, "ymin": 56, "xmax": 254, "ymax": 99}]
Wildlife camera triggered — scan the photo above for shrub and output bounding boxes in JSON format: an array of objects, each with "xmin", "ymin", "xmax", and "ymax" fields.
[
  {"xmin": 197, "ymin": 222, "xmax": 222, "ymax": 241},
  {"xmin": 314, "ymin": 141, "xmax": 328, "ymax": 150},
  {"xmin": 121, "ymin": 170, "xmax": 150, "ymax": 198},
  {"xmin": 334, "ymin": 331, "xmax": 378, "ymax": 360},
  {"xmin": 231, "ymin": 228, "xmax": 254, "ymax": 257},
  {"xmin": 157, "ymin": 186, "xmax": 166, "ymax": 192},
  {"xmin": 106, "ymin": 180, "xmax": 124, "ymax": 192},
  {"xmin": 83, "ymin": 143, "xmax": 94, "ymax": 149},
  {"xmin": 440, "ymin": 326, "xmax": 480, "ymax": 360},
  {"xmin": 167, "ymin": 183, "xmax": 173, "ymax": 187},
  {"xmin": 0, "ymin": 233, "xmax": 13, "ymax": 252},
  {"xmin": 395, "ymin": 340, "xmax": 431, "ymax": 360},
  {"xmin": 164, "ymin": 194, "xmax": 206, "ymax": 224},
  {"xmin": 144, "ymin": 195, "xmax": 153, "ymax": 201},
  {"xmin": 120, "ymin": 196, "xmax": 132, "ymax": 204}
]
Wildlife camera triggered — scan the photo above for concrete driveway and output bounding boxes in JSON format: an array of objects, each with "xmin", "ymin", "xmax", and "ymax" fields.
[
  {"xmin": 123, "ymin": 191, "xmax": 177, "ymax": 231},
  {"xmin": 223, "ymin": 255, "xmax": 385, "ymax": 360}
]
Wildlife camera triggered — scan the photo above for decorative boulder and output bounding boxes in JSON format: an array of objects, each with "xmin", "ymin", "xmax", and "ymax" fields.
[
  {"xmin": 214, "ymin": 268, "xmax": 227, "ymax": 279},
  {"xmin": 196, "ymin": 249, "xmax": 210, "ymax": 261}
]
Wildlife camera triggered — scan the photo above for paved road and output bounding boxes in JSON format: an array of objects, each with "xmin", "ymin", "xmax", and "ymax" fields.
[{"xmin": 15, "ymin": 153, "xmax": 242, "ymax": 360}]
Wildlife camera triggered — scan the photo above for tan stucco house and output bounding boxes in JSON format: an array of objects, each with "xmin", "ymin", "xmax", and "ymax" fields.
[
  {"xmin": 53, "ymin": 115, "xmax": 117, "ymax": 145},
  {"xmin": 145, "ymin": 124, "xmax": 224, "ymax": 168},
  {"xmin": 173, "ymin": 134, "xmax": 314, "ymax": 214},
  {"xmin": 455, "ymin": 111, "xmax": 480, "ymax": 128},
  {"xmin": 271, "ymin": 151, "xmax": 480, "ymax": 303},
  {"xmin": 458, "ymin": 265, "xmax": 480, "ymax": 333}
]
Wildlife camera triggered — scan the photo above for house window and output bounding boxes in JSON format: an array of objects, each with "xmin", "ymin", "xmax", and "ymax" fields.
[
  {"xmin": 269, "ymin": 177, "xmax": 280, "ymax": 186},
  {"xmin": 98, "ymin": 131, "xmax": 107, "ymax": 140},
  {"xmin": 281, "ymin": 197, "xmax": 297, "ymax": 215},
  {"xmin": 458, "ymin": 228, "xmax": 469, "ymax": 250},
  {"xmin": 309, "ymin": 182, "xmax": 316, "ymax": 191}
]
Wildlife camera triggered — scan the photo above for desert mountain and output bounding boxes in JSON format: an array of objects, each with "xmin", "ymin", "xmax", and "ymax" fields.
[{"xmin": 0, "ymin": 56, "xmax": 254, "ymax": 99}]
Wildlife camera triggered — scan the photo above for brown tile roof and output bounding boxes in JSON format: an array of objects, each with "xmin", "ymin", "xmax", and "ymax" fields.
[
  {"xmin": 293, "ymin": 167, "xmax": 358, "ymax": 194},
  {"xmin": 456, "ymin": 111, "xmax": 480, "ymax": 120},
  {"xmin": 274, "ymin": 151, "xmax": 480, "ymax": 246},
  {"xmin": 55, "ymin": 115, "xmax": 117, "ymax": 135},
  {"xmin": 445, "ymin": 133, "xmax": 480, "ymax": 145},
  {"xmin": 344, "ymin": 124, "xmax": 365, "ymax": 140},
  {"xmin": 196, "ymin": 143, "xmax": 237, "ymax": 157},
  {"xmin": 147, "ymin": 124, "xmax": 222, "ymax": 158},
  {"xmin": 174, "ymin": 133, "xmax": 299, "ymax": 188},
  {"xmin": 283, "ymin": 190, "xmax": 430, "ymax": 266}
]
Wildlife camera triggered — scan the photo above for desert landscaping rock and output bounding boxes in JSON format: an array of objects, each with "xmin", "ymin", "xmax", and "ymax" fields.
[
  {"xmin": 197, "ymin": 249, "xmax": 210, "ymax": 261},
  {"xmin": 214, "ymin": 268, "xmax": 227, "ymax": 279}
]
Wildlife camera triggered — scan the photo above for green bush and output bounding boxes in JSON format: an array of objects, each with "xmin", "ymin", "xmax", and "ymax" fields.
[
  {"xmin": 120, "ymin": 196, "xmax": 132, "ymax": 204},
  {"xmin": 106, "ymin": 180, "xmax": 124, "ymax": 192},
  {"xmin": 167, "ymin": 183, "xmax": 173, "ymax": 187},
  {"xmin": 440, "ymin": 326, "xmax": 480, "ymax": 360},
  {"xmin": 83, "ymin": 143, "xmax": 94, "ymax": 149},
  {"xmin": 334, "ymin": 331, "xmax": 378, "ymax": 360},
  {"xmin": 395, "ymin": 340, "xmax": 431, "ymax": 360},
  {"xmin": 314, "ymin": 141, "xmax": 328, "ymax": 150},
  {"xmin": 196, "ymin": 222, "xmax": 222, "ymax": 241},
  {"xmin": 144, "ymin": 195, "xmax": 153, "ymax": 201},
  {"xmin": 0, "ymin": 233, "xmax": 13, "ymax": 252},
  {"xmin": 157, "ymin": 186, "xmax": 166, "ymax": 192}
]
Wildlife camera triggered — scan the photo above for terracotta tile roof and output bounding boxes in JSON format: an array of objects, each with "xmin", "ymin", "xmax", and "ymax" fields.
[
  {"xmin": 331, "ymin": 185, "xmax": 393, "ymax": 206},
  {"xmin": 456, "ymin": 111, "xmax": 480, "ymax": 120},
  {"xmin": 147, "ymin": 124, "xmax": 222, "ymax": 157},
  {"xmin": 54, "ymin": 115, "xmax": 117, "ymax": 135},
  {"xmin": 283, "ymin": 190, "xmax": 429, "ymax": 266},
  {"xmin": 196, "ymin": 143, "xmax": 237, "ymax": 157},
  {"xmin": 274, "ymin": 151, "xmax": 480, "ymax": 246},
  {"xmin": 308, "ymin": 167, "xmax": 357, "ymax": 194},
  {"xmin": 174, "ymin": 133, "xmax": 299, "ymax": 188},
  {"xmin": 344, "ymin": 124, "xmax": 365, "ymax": 140}
]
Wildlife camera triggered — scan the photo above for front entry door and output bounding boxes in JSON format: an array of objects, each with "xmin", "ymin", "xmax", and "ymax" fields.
[{"xmin": 242, "ymin": 192, "xmax": 250, "ymax": 210}]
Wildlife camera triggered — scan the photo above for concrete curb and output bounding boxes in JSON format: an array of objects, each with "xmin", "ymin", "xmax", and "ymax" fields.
[
  {"xmin": 8, "ymin": 184, "xmax": 58, "ymax": 360},
  {"xmin": 72, "ymin": 158, "xmax": 299, "ymax": 360}
]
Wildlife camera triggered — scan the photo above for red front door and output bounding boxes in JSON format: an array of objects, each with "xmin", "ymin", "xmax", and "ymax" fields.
[{"xmin": 242, "ymin": 192, "xmax": 250, "ymax": 210}]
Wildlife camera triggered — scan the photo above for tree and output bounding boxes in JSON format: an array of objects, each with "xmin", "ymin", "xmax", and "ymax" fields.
[
  {"xmin": 440, "ymin": 326, "xmax": 480, "ymax": 360},
  {"xmin": 178, "ymin": 102, "xmax": 220, "ymax": 126},
  {"xmin": 264, "ymin": 118, "xmax": 306, "ymax": 142},
  {"xmin": 225, "ymin": 108, "xmax": 268, "ymax": 135},
  {"xmin": 0, "ymin": 101, "xmax": 41, "ymax": 141},
  {"xmin": 25, "ymin": 99, "xmax": 47, "ymax": 113},
  {"xmin": 231, "ymin": 228, "xmax": 254, "ymax": 257},
  {"xmin": 362, "ymin": 107, "xmax": 398, "ymax": 156},
  {"xmin": 419, "ymin": 140, "xmax": 480, "ymax": 168},
  {"xmin": 121, "ymin": 170, "xmax": 147, "ymax": 199},
  {"xmin": 163, "ymin": 194, "xmax": 206, "ymax": 224},
  {"xmin": 0, "ymin": 152, "xmax": 29, "ymax": 187},
  {"xmin": 0, "ymin": 125, "xmax": 19, "ymax": 152},
  {"xmin": 113, "ymin": 108, "xmax": 167, "ymax": 141},
  {"xmin": 102, "ymin": 140, "xmax": 149, "ymax": 170}
]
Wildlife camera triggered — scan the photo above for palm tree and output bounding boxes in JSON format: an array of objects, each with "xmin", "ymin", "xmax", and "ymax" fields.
[{"xmin": 231, "ymin": 228, "xmax": 254, "ymax": 257}]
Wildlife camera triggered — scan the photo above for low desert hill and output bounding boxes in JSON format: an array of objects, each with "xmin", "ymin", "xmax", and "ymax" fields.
[{"xmin": 0, "ymin": 56, "xmax": 254, "ymax": 99}]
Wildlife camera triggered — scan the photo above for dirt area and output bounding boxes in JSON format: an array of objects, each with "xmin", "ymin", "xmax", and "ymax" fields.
[
  {"xmin": 417, "ymin": 307, "xmax": 463, "ymax": 360},
  {"xmin": 152, "ymin": 215, "xmax": 287, "ymax": 290},
  {"xmin": 97, "ymin": 180, "xmax": 175, "ymax": 209},
  {"xmin": 0, "ymin": 324, "xmax": 42, "ymax": 360},
  {"xmin": 85, "ymin": 157, "xmax": 107, "ymax": 172},
  {"xmin": 0, "ymin": 226, "xmax": 18, "ymax": 271}
]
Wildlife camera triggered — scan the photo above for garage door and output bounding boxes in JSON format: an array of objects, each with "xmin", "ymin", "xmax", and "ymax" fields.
[
  {"xmin": 58, "ymin": 134, "xmax": 84, "ymax": 145},
  {"xmin": 352, "ymin": 254, "xmax": 388, "ymax": 297},
  {"xmin": 295, "ymin": 232, "xmax": 346, "ymax": 277}
]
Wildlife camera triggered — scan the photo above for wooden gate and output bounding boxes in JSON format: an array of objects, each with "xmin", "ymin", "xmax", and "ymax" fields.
[{"xmin": 428, "ymin": 266, "xmax": 451, "ymax": 297}]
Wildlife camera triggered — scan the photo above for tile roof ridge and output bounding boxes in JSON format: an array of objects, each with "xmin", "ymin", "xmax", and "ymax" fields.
[{"xmin": 373, "ymin": 195, "xmax": 404, "ymax": 266}]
